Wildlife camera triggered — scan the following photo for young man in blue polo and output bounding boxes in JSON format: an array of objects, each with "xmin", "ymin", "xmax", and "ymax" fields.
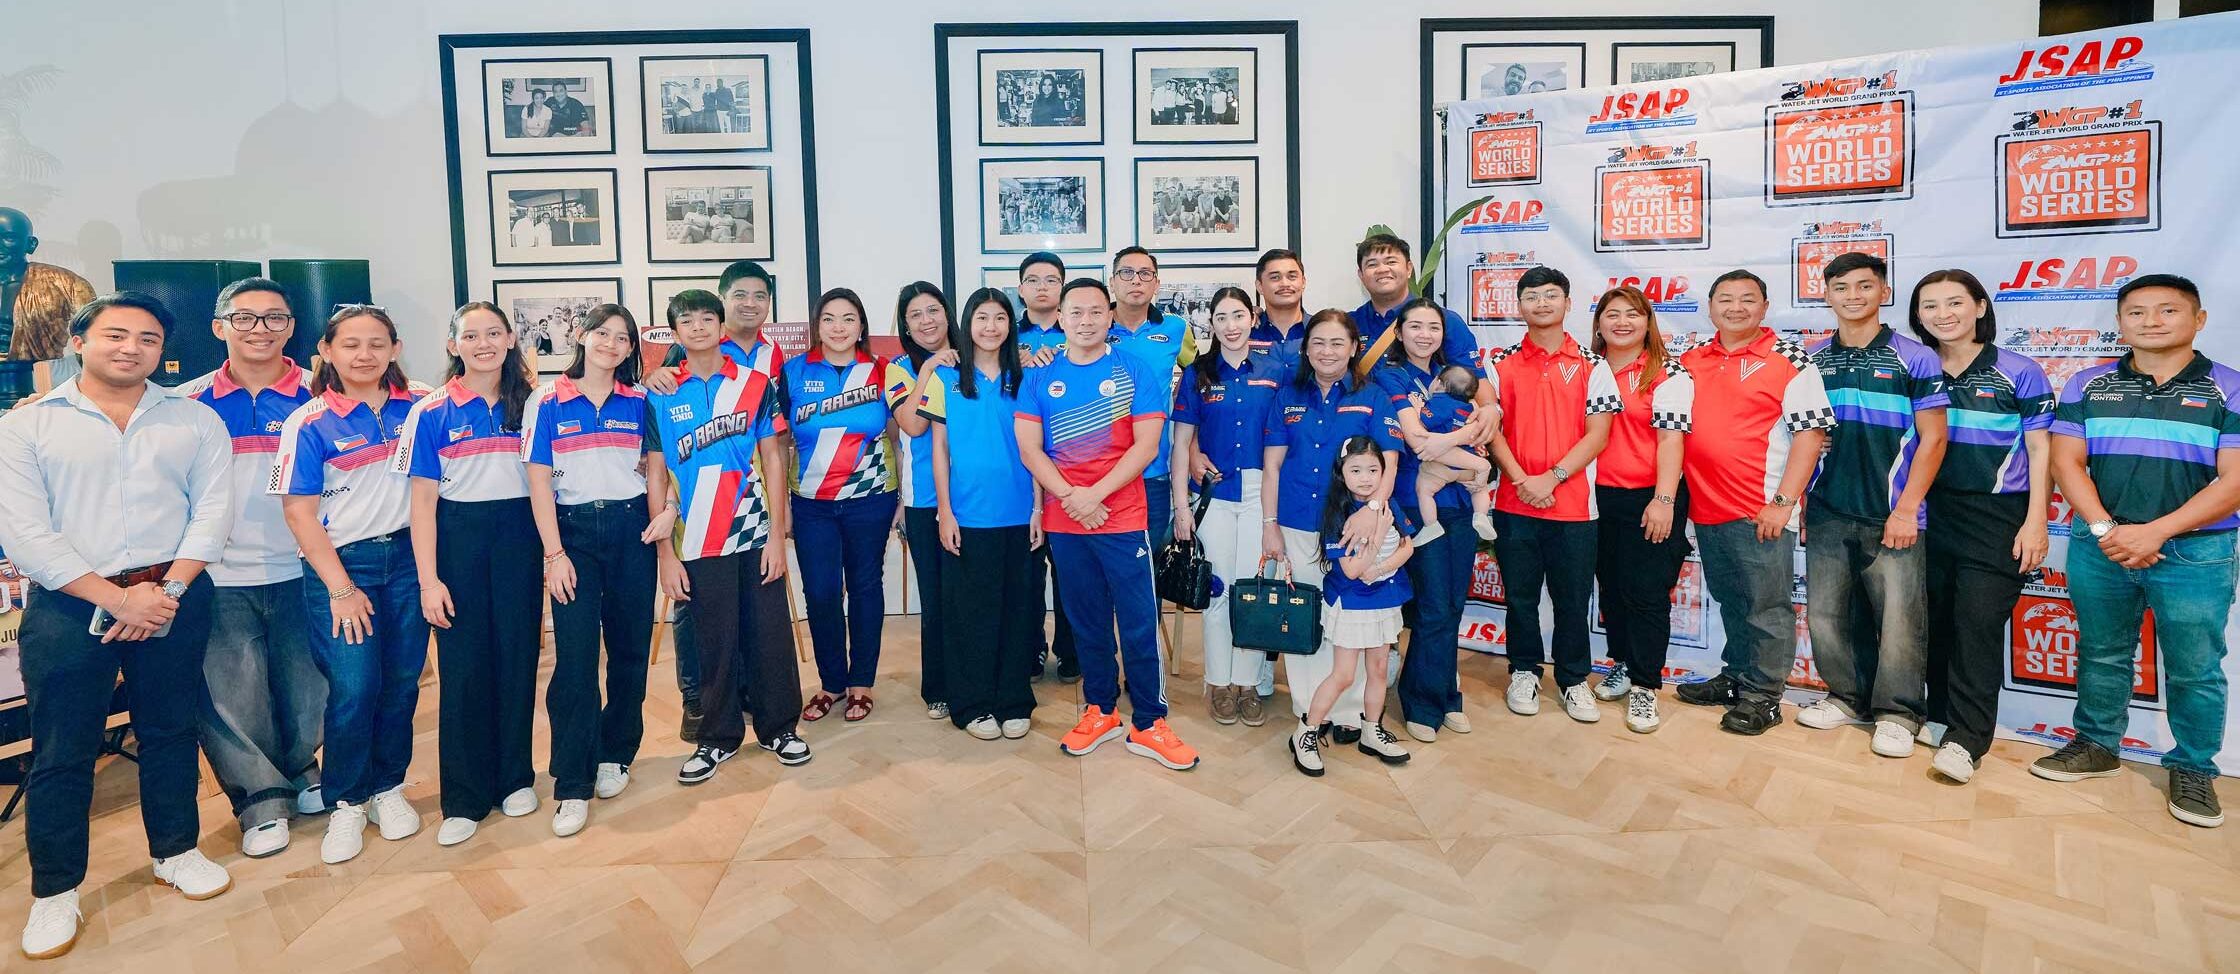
[
  {"xmin": 1015, "ymin": 251, "xmax": 1079, "ymax": 683},
  {"xmin": 2035, "ymin": 273, "xmax": 2240, "ymax": 829},
  {"xmin": 1106, "ymin": 245, "xmax": 1196, "ymax": 554}
]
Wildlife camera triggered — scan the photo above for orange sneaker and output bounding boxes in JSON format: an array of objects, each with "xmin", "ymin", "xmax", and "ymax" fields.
[
  {"xmin": 1059, "ymin": 706, "xmax": 1126, "ymax": 756},
  {"xmin": 1126, "ymin": 719, "xmax": 1201, "ymax": 771}
]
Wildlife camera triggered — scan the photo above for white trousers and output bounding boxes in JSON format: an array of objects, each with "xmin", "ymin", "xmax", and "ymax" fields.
[
  {"xmin": 1279, "ymin": 525, "xmax": 1366, "ymax": 729},
  {"xmin": 1199, "ymin": 471, "xmax": 1274, "ymax": 687}
]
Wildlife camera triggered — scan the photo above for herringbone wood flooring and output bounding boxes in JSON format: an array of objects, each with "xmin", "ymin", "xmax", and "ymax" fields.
[{"xmin": 2, "ymin": 616, "xmax": 2235, "ymax": 972}]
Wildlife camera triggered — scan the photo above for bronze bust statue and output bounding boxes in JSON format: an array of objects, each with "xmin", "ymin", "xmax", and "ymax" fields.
[{"xmin": 0, "ymin": 207, "xmax": 95, "ymax": 363}]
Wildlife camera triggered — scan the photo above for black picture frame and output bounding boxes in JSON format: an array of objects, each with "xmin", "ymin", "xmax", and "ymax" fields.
[
  {"xmin": 491, "ymin": 276, "xmax": 624, "ymax": 378},
  {"xmin": 480, "ymin": 56, "xmax": 617, "ymax": 158},
  {"xmin": 439, "ymin": 29, "xmax": 821, "ymax": 309},
  {"xmin": 486, "ymin": 167, "xmax": 621, "ymax": 268},
  {"xmin": 644, "ymin": 274, "xmax": 723, "ymax": 339},
  {"xmin": 978, "ymin": 156, "xmax": 1107, "ymax": 256},
  {"xmin": 1455, "ymin": 42, "xmax": 1587, "ymax": 100},
  {"xmin": 643, "ymin": 165, "xmax": 777, "ymax": 264},
  {"xmin": 1133, "ymin": 156, "xmax": 1260, "ymax": 254},
  {"xmin": 976, "ymin": 48, "xmax": 1105, "ymax": 147},
  {"xmin": 1609, "ymin": 41, "xmax": 1739, "ymax": 86},
  {"xmin": 1131, "ymin": 46, "xmax": 1259, "ymax": 145},
  {"xmin": 639, "ymin": 53, "xmax": 774, "ymax": 153}
]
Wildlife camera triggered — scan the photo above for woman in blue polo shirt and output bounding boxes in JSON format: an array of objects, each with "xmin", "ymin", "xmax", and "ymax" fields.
[
  {"xmin": 396, "ymin": 301, "xmax": 541, "ymax": 849},
  {"xmin": 523, "ymin": 304, "xmax": 672, "ymax": 837},
  {"xmin": 923, "ymin": 288, "xmax": 1039, "ymax": 739},
  {"xmin": 889, "ymin": 282, "xmax": 960, "ymax": 721},
  {"xmin": 780, "ymin": 288, "xmax": 904, "ymax": 723},
  {"xmin": 1258, "ymin": 309, "xmax": 1402, "ymax": 740},
  {"xmin": 1170, "ymin": 286, "xmax": 1283, "ymax": 726},
  {"xmin": 274, "ymin": 305, "xmax": 428, "ymax": 865}
]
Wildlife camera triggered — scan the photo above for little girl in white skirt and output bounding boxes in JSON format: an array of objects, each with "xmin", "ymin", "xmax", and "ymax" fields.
[{"xmin": 1290, "ymin": 437, "xmax": 1416, "ymax": 777}]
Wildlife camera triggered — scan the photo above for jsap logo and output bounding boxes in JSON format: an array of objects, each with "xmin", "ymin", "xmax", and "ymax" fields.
[
  {"xmin": 1604, "ymin": 274, "xmax": 1698, "ymax": 314},
  {"xmin": 1994, "ymin": 36, "xmax": 2152, "ymax": 97},
  {"xmin": 1456, "ymin": 198, "xmax": 1549, "ymax": 235},
  {"xmin": 1993, "ymin": 255, "xmax": 2138, "ymax": 303},
  {"xmin": 1585, "ymin": 88, "xmax": 1697, "ymax": 134},
  {"xmin": 1995, "ymin": 123, "xmax": 2161, "ymax": 238}
]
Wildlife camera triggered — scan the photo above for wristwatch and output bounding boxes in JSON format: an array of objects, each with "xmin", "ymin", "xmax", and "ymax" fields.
[
  {"xmin": 1652, "ymin": 494, "xmax": 1676, "ymax": 506},
  {"xmin": 1550, "ymin": 465, "xmax": 1572, "ymax": 483},
  {"xmin": 2088, "ymin": 519, "xmax": 2117, "ymax": 538},
  {"xmin": 159, "ymin": 579, "xmax": 188, "ymax": 600},
  {"xmin": 1770, "ymin": 493, "xmax": 1797, "ymax": 507},
  {"xmin": 1366, "ymin": 498, "xmax": 1387, "ymax": 513}
]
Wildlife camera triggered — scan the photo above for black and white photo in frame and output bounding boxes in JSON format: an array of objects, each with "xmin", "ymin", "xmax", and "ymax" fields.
[
  {"xmin": 1460, "ymin": 43, "xmax": 1585, "ymax": 99},
  {"xmin": 981, "ymin": 158, "xmax": 1104, "ymax": 253},
  {"xmin": 1611, "ymin": 42, "xmax": 1736, "ymax": 85},
  {"xmin": 1133, "ymin": 48, "xmax": 1256, "ymax": 144},
  {"xmin": 1135, "ymin": 157, "xmax": 1257, "ymax": 253},
  {"xmin": 494, "ymin": 277, "xmax": 622, "ymax": 377},
  {"xmin": 640, "ymin": 55, "xmax": 772, "ymax": 151},
  {"xmin": 489, "ymin": 169, "xmax": 619, "ymax": 266},
  {"xmin": 645, "ymin": 276, "xmax": 720, "ymax": 344},
  {"xmin": 645, "ymin": 166, "xmax": 774, "ymax": 263},
  {"xmin": 977, "ymin": 49, "xmax": 1103, "ymax": 145},
  {"xmin": 483, "ymin": 59, "xmax": 613, "ymax": 155},
  {"xmin": 1152, "ymin": 264, "xmax": 1254, "ymax": 346}
]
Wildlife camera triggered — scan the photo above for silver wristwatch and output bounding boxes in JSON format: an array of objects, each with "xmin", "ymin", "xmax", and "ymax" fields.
[
  {"xmin": 159, "ymin": 579, "xmax": 188, "ymax": 600},
  {"xmin": 1550, "ymin": 465, "xmax": 1571, "ymax": 483},
  {"xmin": 2088, "ymin": 519, "xmax": 2117, "ymax": 538}
]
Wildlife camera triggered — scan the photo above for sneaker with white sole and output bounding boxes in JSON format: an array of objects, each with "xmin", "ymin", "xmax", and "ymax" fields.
[
  {"xmin": 594, "ymin": 763, "xmax": 630, "ymax": 800},
  {"xmin": 436, "ymin": 817, "xmax": 478, "ymax": 846},
  {"xmin": 760, "ymin": 732, "xmax": 814, "ymax": 766},
  {"xmin": 241, "ymin": 819, "xmax": 290, "ymax": 858},
  {"xmin": 1443, "ymin": 711, "xmax": 1472, "ymax": 734},
  {"xmin": 295, "ymin": 785, "xmax": 325, "ymax": 816},
  {"xmin": 1289, "ymin": 720, "xmax": 1324, "ymax": 777},
  {"xmin": 677, "ymin": 744, "xmax": 735, "ymax": 784},
  {"xmin": 20, "ymin": 889, "xmax": 81, "ymax": 960},
  {"xmin": 367, "ymin": 785, "xmax": 420, "ymax": 841},
  {"xmin": 1931, "ymin": 742, "xmax": 1977, "ymax": 783},
  {"xmin": 500, "ymin": 787, "xmax": 538, "ymax": 817},
  {"xmin": 1505, "ymin": 671, "xmax": 1541, "ymax": 716},
  {"xmin": 1357, "ymin": 723, "xmax": 1411, "ymax": 764},
  {"xmin": 1405, "ymin": 721, "xmax": 1438, "ymax": 743},
  {"xmin": 1001, "ymin": 718, "xmax": 1032, "ymax": 739},
  {"xmin": 965, "ymin": 715, "xmax": 1002, "ymax": 740},
  {"xmin": 321, "ymin": 803, "xmax": 369, "ymax": 864},
  {"xmin": 1593, "ymin": 667, "xmax": 1632, "ymax": 701},
  {"xmin": 1917, "ymin": 722, "xmax": 1947, "ymax": 748},
  {"xmin": 1795, "ymin": 699, "xmax": 1855, "ymax": 730},
  {"xmin": 552, "ymin": 799, "xmax": 589, "ymax": 837},
  {"xmin": 1559, "ymin": 683, "xmax": 1601, "ymax": 723},
  {"xmin": 2029, "ymin": 738, "xmax": 2122, "ymax": 782},
  {"xmin": 152, "ymin": 850, "xmax": 231, "ymax": 900},
  {"xmin": 1624, "ymin": 686, "xmax": 1660, "ymax": 734},
  {"xmin": 927, "ymin": 701, "xmax": 949, "ymax": 721},
  {"xmin": 1871, "ymin": 720, "xmax": 1916, "ymax": 758},
  {"xmin": 2168, "ymin": 769, "xmax": 2226, "ymax": 828}
]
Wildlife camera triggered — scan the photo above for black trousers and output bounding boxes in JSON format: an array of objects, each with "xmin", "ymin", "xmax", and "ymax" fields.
[
  {"xmin": 547, "ymin": 499, "xmax": 655, "ymax": 799},
  {"xmin": 682, "ymin": 547, "xmax": 802, "ymax": 750},
  {"xmin": 940, "ymin": 525, "xmax": 1039, "ymax": 723},
  {"xmin": 902, "ymin": 505, "xmax": 946, "ymax": 705},
  {"xmin": 1026, "ymin": 541, "xmax": 1075, "ymax": 665},
  {"xmin": 1925, "ymin": 488, "xmax": 2031, "ymax": 759},
  {"xmin": 434, "ymin": 498, "xmax": 543, "ymax": 821},
  {"xmin": 20, "ymin": 576, "xmax": 213, "ymax": 897},
  {"xmin": 1595, "ymin": 484, "xmax": 1693, "ymax": 689},
  {"xmin": 1490, "ymin": 510, "xmax": 1600, "ymax": 688}
]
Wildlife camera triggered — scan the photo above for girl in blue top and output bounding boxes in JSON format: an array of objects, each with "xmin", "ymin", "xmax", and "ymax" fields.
[
  {"xmin": 890, "ymin": 282, "xmax": 959, "ymax": 721},
  {"xmin": 1290, "ymin": 436, "xmax": 1416, "ymax": 777},
  {"xmin": 922, "ymin": 288, "xmax": 1040, "ymax": 739}
]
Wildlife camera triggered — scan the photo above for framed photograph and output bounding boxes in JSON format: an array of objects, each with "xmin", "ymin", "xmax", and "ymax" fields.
[
  {"xmin": 1459, "ymin": 43, "xmax": 1585, "ymax": 100},
  {"xmin": 488, "ymin": 169, "xmax": 619, "ymax": 266},
  {"xmin": 1133, "ymin": 48, "xmax": 1257, "ymax": 144},
  {"xmin": 1135, "ymin": 157, "xmax": 1258, "ymax": 253},
  {"xmin": 644, "ymin": 166, "xmax": 774, "ymax": 263},
  {"xmin": 1611, "ymin": 42, "xmax": 1736, "ymax": 86},
  {"xmin": 1151, "ymin": 264, "xmax": 1255, "ymax": 346},
  {"xmin": 644, "ymin": 275, "xmax": 721, "ymax": 345},
  {"xmin": 493, "ymin": 277, "xmax": 621, "ymax": 378},
  {"xmin": 640, "ymin": 55, "xmax": 772, "ymax": 152},
  {"xmin": 482, "ymin": 58, "xmax": 614, "ymax": 156},
  {"xmin": 980, "ymin": 157, "xmax": 1105, "ymax": 254},
  {"xmin": 978, "ymin": 49, "xmax": 1103, "ymax": 146}
]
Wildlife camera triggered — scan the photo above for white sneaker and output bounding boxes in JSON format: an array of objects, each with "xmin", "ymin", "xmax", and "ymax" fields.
[
  {"xmin": 1471, "ymin": 512, "xmax": 1499, "ymax": 541},
  {"xmin": 1405, "ymin": 721, "xmax": 1439, "ymax": 743},
  {"xmin": 1917, "ymin": 722, "xmax": 1947, "ymax": 748},
  {"xmin": 152, "ymin": 849, "xmax": 232, "ymax": 900},
  {"xmin": 295, "ymin": 785, "xmax": 325, "ymax": 816},
  {"xmin": 436, "ymin": 817, "xmax": 479, "ymax": 847},
  {"xmin": 1411, "ymin": 521, "xmax": 1446, "ymax": 548},
  {"xmin": 1593, "ymin": 667, "xmax": 1632, "ymax": 701},
  {"xmin": 1624, "ymin": 686, "xmax": 1661, "ymax": 734},
  {"xmin": 367, "ymin": 785, "xmax": 420, "ymax": 841},
  {"xmin": 1796, "ymin": 699, "xmax": 1855, "ymax": 730},
  {"xmin": 965, "ymin": 715, "xmax": 1002, "ymax": 740},
  {"xmin": 552, "ymin": 799, "xmax": 589, "ymax": 837},
  {"xmin": 594, "ymin": 763, "xmax": 630, "ymax": 800},
  {"xmin": 1505, "ymin": 671, "xmax": 1541, "ymax": 716},
  {"xmin": 321, "ymin": 803, "xmax": 368, "ymax": 864},
  {"xmin": 20, "ymin": 889, "xmax": 81, "ymax": 960},
  {"xmin": 677, "ymin": 744, "xmax": 736, "ymax": 784},
  {"xmin": 1559, "ymin": 683, "xmax": 1601, "ymax": 723},
  {"xmin": 1442, "ymin": 710, "xmax": 1472, "ymax": 734},
  {"xmin": 500, "ymin": 787, "xmax": 538, "ymax": 817},
  {"xmin": 241, "ymin": 819, "xmax": 290, "ymax": 858},
  {"xmin": 1931, "ymin": 742, "xmax": 1976, "ymax": 783},
  {"xmin": 1871, "ymin": 720, "xmax": 1916, "ymax": 758},
  {"xmin": 1001, "ymin": 718, "xmax": 1032, "ymax": 739}
]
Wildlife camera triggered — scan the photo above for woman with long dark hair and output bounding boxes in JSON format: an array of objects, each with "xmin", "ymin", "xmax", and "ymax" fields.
[
  {"xmin": 396, "ymin": 301, "xmax": 541, "ymax": 849},
  {"xmin": 891, "ymin": 282, "xmax": 961, "ymax": 720}
]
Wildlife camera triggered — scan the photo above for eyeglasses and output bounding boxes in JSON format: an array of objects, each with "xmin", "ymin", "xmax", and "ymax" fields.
[
  {"xmin": 1112, "ymin": 267, "xmax": 1158, "ymax": 282},
  {"xmin": 1021, "ymin": 275, "xmax": 1063, "ymax": 287},
  {"xmin": 220, "ymin": 311, "xmax": 297, "ymax": 332}
]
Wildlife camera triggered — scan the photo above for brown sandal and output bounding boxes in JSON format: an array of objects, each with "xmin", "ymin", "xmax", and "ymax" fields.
[
  {"xmin": 843, "ymin": 694, "xmax": 874, "ymax": 722},
  {"xmin": 802, "ymin": 692, "xmax": 837, "ymax": 722}
]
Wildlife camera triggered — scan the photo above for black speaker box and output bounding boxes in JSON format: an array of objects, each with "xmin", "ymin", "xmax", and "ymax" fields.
[
  {"xmin": 266, "ymin": 259, "xmax": 372, "ymax": 365},
  {"xmin": 111, "ymin": 259, "xmax": 264, "ymax": 386}
]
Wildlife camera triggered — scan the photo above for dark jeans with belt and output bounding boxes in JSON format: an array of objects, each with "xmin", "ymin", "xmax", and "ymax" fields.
[
  {"xmin": 794, "ymin": 491, "xmax": 899, "ymax": 694},
  {"xmin": 301, "ymin": 530, "xmax": 427, "ymax": 807},
  {"xmin": 902, "ymin": 505, "xmax": 946, "ymax": 706},
  {"xmin": 434, "ymin": 497, "xmax": 543, "ymax": 821},
  {"xmin": 940, "ymin": 524, "xmax": 1038, "ymax": 724},
  {"xmin": 547, "ymin": 498, "xmax": 656, "ymax": 799},
  {"xmin": 1924, "ymin": 488, "xmax": 2031, "ymax": 760},
  {"xmin": 1595, "ymin": 485, "xmax": 1693, "ymax": 689},
  {"xmin": 681, "ymin": 547, "xmax": 803, "ymax": 749},
  {"xmin": 20, "ymin": 575, "xmax": 213, "ymax": 897},
  {"xmin": 1491, "ymin": 509, "xmax": 1599, "ymax": 688},
  {"xmin": 1397, "ymin": 506, "xmax": 1474, "ymax": 727}
]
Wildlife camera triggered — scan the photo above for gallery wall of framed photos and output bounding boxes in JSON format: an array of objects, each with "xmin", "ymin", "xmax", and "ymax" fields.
[
  {"xmin": 440, "ymin": 29, "xmax": 820, "ymax": 376},
  {"xmin": 933, "ymin": 21, "xmax": 1299, "ymax": 317}
]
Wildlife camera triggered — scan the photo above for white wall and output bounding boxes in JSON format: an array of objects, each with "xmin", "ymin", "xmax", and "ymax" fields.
[{"xmin": 3, "ymin": 0, "xmax": 2037, "ymax": 375}]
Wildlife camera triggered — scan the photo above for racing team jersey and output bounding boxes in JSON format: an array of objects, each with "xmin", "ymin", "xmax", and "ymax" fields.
[
  {"xmin": 1015, "ymin": 347, "xmax": 1164, "ymax": 535},
  {"xmin": 1596, "ymin": 355, "xmax": 1697, "ymax": 491},
  {"xmin": 1676, "ymin": 328, "xmax": 1837, "ymax": 529},
  {"xmin": 180, "ymin": 360, "xmax": 315, "ymax": 585},
  {"xmin": 778, "ymin": 347, "xmax": 901, "ymax": 502},
  {"xmin": 647, "ymin": 353, "xmax": 789, "ymax": 560},
  {"xmin": 2052, "ymin": 351, "xmax": 2240, "ymax": 532},
  {"xmin": 1486, "ymin": 334, "xmax": 1623, "ymax": 521},
  {"xmin": 272, "ymin": 386, "xmax": 424, "ymax": 549},
  {"xmin": 1807, "ymin": 325, "xmax": 1950, "ymax": 524},
  {"xmin": 521, "ymin": 375, "xmax": 651, "ymax": 506},
  {"xmin": 394, "ymin": 378, "xmax": 531, "ymax": 502},
  {"xmin": 1935, "ymin": 345, "xmax": 2054, "ymax": 496}
]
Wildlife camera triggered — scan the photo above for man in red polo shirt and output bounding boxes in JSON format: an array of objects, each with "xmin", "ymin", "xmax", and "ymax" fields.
[
  {"xmin": 1487, "ymin": 266, "xmax": 1622, "ymax": 722},
  {"xmin": 1671, "ymin": 269, "xmax": 1837, "ymax": 735}
]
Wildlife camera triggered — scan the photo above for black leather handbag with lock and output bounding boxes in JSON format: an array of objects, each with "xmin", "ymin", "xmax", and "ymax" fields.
[{"xmin": 1154, "ymin": 480, "xmax": 1217, "ymax": 610}]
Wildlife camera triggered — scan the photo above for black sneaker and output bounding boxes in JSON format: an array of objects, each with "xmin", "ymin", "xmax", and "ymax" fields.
[
  {"xmin": 1030, "ymin": 654, "xmax": 1047, "ymax": 681},
  {"xmin": 1056, "ymin": 658, "xmax": 1082, "ymax": 683},
  {"xmin": 761, "ymin": 732, "xmax": 813, "ymax": 766},
  {"xmin": 1720, "ymin": 697, "xmax": 1782, "ymax": 736},
  {"xmin": 2167, "ymin": 769, "xmax": 2225, "ymax": 828},
  {"xmin": 1316, "ymin": 721, "xmax": 1363, "ymax": 745},
  {"xmin": 2029, "ymin": 738, "xmax": 2121, "ymax": 782},
  {"xmin": 1675, "ymin": 674, "xmax": 1737, "ymax": 708},
  {"xmin": 679, "ymin": 704, "xmax": 703, "ymax": 742},
  {"xmin": 676, "ymin": 743, "xmax": 733, "ymax": 784}
]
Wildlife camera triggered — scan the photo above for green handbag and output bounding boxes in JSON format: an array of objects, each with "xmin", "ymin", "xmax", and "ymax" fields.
[{"xmin": 1229, "ymin": 557, "xmax": 1323, "ymax": 656}]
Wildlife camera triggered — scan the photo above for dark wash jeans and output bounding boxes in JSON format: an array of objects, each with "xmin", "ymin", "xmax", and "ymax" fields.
[
  {"xmin": 1804, "ymin": 506, "xmax": 1929, "ymax": 729},
  {"xmin": 1692, "ymin": 519, "xmax": 1797, "ymax": 704},
  {"xmin": 1397, "ymin": 506, "xmax": 1473, "ymax": 727},
  {"xmin": 548, "ymin": 499, "xmax": 655, "ymax": 799},
  {"xmin": 199, "ymin": 577, "xmax": 326, "ymax": 827},
  {"xmin": 794, "ymin": 491, "xmax": 899, "ymax": 694},
  {"xmin": 301, "ymin": 529, "xmax": 428, "ymax": 807}
]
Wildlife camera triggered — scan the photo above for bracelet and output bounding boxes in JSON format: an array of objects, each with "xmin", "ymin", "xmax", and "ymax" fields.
[
  {"xmin": 544, "ymin": 550, "xmax": 568, "ymax": 563},
  {"xmin": 328, "ymin": 584, "xmax": 359, "ymax": 602},
  {"xmin": 1263, "ymin": 515, "xmax": 1279, "ymax": 523}
]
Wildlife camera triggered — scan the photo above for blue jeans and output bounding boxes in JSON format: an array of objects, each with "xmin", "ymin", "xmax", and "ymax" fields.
[
  {"xmin": 795, "ymin": 491, "xmax": 900, "ymax": 694},
  {"xmin": 301, "ymin": 530, "xmax": 428, "ymax": 806},
  {"xmin": 1050, "ymin": 531, "xmax": 1167, "ymax": 729},
  {"xmin": 198, "ymin": 579, "xmax": 326, "ymax": 827},
  {"xmin": 1694, "ymin": 519, "xmax": 1798, "ymax": 703},
  {"xmin": 2066, "ymin": 525, "xmax": 2235, "ymax": 776},
  {"xmin": 1804, "ymin": 507, "xmax": 1928, "ymax": 728},
  {"xmin": 1398, "ymin": 507, "xmax": 1472, "ymax": 727}
]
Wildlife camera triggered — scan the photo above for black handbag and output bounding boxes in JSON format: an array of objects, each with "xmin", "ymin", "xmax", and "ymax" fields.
[
  {"xmin": 1229, "ymin": 557, "xmax": 1323, "ymax": 656},
  {"xmin": 1155, "ymin": 482, "xmax": 1216, "ymax": 610}
]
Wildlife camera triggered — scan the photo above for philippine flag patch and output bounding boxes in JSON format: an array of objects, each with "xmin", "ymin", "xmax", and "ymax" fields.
[
  {"xmin": 448, "ymin": 424, "xmax": 474, "ymax": 442},
  {"xmin": 2182, "ymin": 396, "xmax": 2209, "ymax": 408},
  {"xmin": 333, "ymin": 434, "xmax": 368, "ymax": 451},
  {"xmin": 557, "ymin": 420, "xmax": 583, "ymax": 435}
]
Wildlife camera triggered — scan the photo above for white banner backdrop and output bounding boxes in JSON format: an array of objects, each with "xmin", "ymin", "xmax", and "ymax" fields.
[{"xmin": 1436, "ymin": 14, "xmax": 2240, "ymax": 772}]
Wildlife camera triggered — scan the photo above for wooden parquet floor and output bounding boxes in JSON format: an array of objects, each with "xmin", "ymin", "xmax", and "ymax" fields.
[{"xmin": 2, "ymin": 616, "xmax": 2236, "ymax": 973}]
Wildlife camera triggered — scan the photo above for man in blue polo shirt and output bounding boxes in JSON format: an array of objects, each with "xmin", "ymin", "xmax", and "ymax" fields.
[
  {"xmin": 1107, "ymin": 245, "xmax": 1196, "ymax": 553},
  {"xmin": 1349, "ymin": 232, "xmax": 1481, "ymax": 374},
  {"xmin": 2034, "ymin": 273, "xmax": 2240, "ymax": 830},
  {"xmin": 1797, "ymin": 251, "xmax": 1949, "ymax": 759},
  {"xmin": 1014, "ymin": 251, "xmax": 1077, "ymax": 682},
  {"xmin": 1251, "ymin": 247, "xmax": 1307, "ymax": 362}
]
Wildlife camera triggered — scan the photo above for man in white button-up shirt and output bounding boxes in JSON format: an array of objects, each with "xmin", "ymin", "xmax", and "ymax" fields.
[{"xmin": 0, "ymin": 293, "xmax": 237, "ymax": 960}]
